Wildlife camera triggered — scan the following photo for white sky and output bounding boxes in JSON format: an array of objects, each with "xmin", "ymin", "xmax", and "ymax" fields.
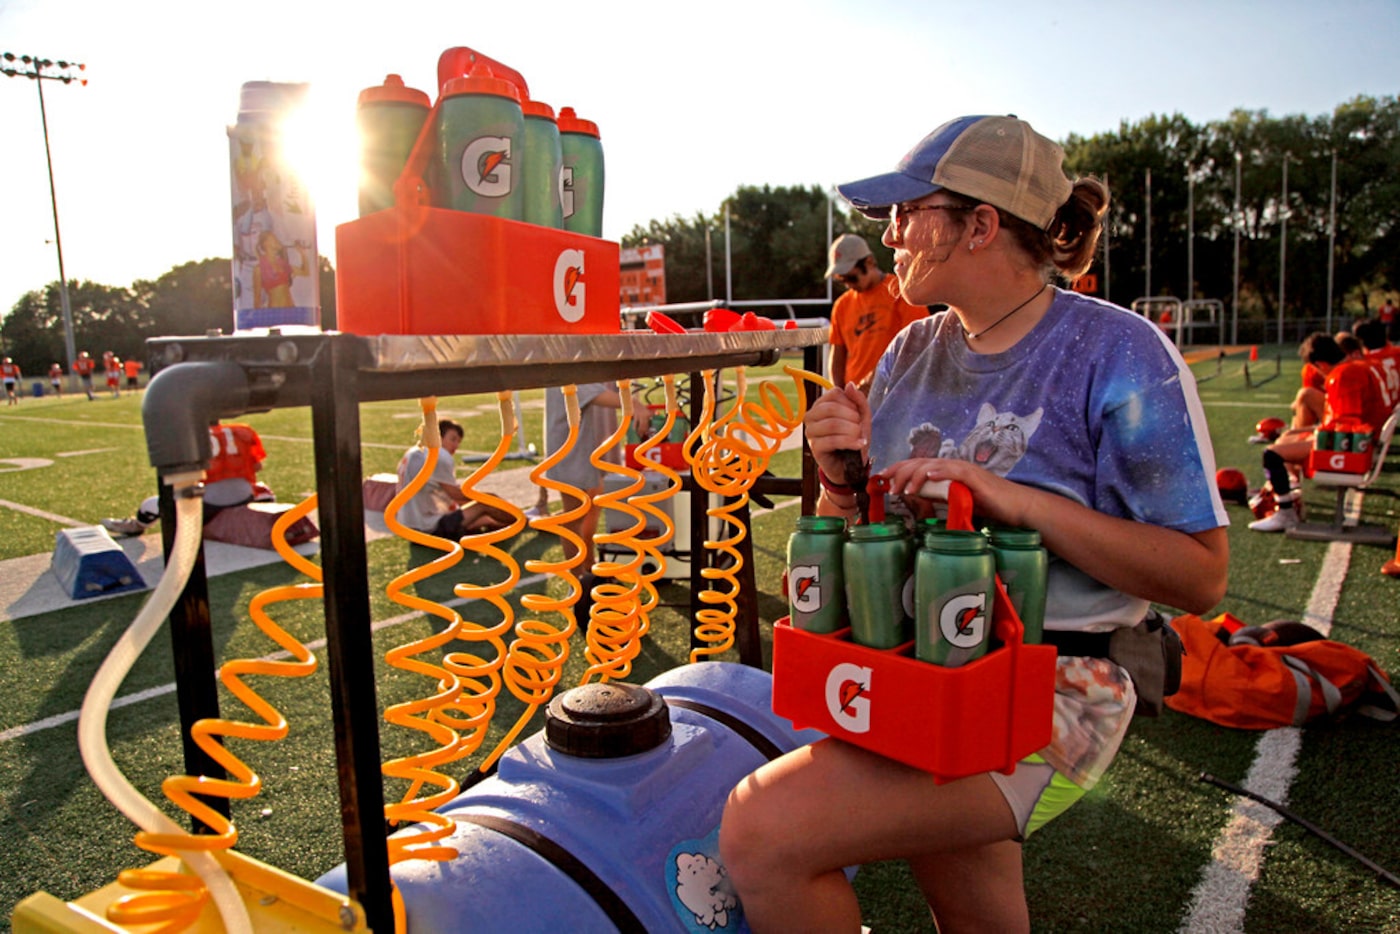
[{"xmin": 0, "ymin": 0, "xmax": 1395, "ymax": 320}]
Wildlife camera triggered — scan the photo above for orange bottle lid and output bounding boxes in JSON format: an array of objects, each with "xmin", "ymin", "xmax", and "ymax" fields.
[
  {"xmin": 358, "ymin": 74, "xmax": 430, "ymax": 109},
  {"xmin": 522, "ymin": 98, "xmax": 556, "ymax": 121},
  {"xmin": 442, "ymin": 62, "xmax": 522, "ymax": 103},
  {"xmin": 557, "ymin": 106, "xmax": 600, "ymax": 138}
]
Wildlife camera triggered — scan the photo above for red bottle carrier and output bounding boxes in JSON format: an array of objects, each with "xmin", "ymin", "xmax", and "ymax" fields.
[
  {"xmin": 772, "ymin": 482, "xmax": 1058, "ymax": 783},
  {"xmin": 1305, "ymin": 419, "xmax": 1373, "ymax": 478},
  {"xmin": 335, "ymin": 63, "xmax": 620, "ymax": 337}
]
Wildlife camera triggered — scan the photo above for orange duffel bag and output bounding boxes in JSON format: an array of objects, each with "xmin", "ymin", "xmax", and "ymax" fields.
[{"xmin": 1165, "ymin": 613, "xmax": 1398, "ymax": 729}]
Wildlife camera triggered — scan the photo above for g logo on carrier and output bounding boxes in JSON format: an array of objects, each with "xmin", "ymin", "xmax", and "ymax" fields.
[
  {"xmin": 788, "ymin": 565, "xmax": 822, "ymax": 614},
  {"xmin": 939, "ymin": 593, "xmax": 987, "ymax": 648},
  {"xmin": 825, "ymin": 662, "xmax": 872, "ymax": 734},
  {"xmin": 554, "ymin": 250, "xmax": 586, "ymax": 323},
  {"xmin": 462, "ymin": 136, "xmax": 512, "ymax": 197}
]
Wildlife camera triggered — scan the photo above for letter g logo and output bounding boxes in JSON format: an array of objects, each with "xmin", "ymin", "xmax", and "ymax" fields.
[
  {"xmin": 461, "ymin": 136, "xmax": 512, "ymax": 197},
  {"xmin": 554, "ymin": 250, "xmax": 586, "ymax": 323},
  {"xmin": 825, "ymin": 662, "xmax": 872, "ymax": 734}
]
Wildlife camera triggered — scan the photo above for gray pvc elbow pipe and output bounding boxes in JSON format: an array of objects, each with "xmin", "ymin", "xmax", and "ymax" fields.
[{"xmin": 141, "ymin": 361, "xmax": 253, "ymax": 475}]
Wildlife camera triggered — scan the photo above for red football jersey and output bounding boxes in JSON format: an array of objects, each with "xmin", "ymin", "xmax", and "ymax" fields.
[{"xmin": 205, "ymin": 423, "xmax": 266, "ymax": 484}]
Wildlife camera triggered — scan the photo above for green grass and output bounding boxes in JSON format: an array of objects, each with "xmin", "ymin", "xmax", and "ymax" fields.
[{"xmin": 1, "ymin": 351, "xmax": 1398, "ymax": 933}]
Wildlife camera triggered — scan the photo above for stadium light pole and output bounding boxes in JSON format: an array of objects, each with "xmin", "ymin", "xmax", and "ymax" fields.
[
  {"xmin": 1232, "ymin": 151, "xmax": 1241, "ymax": 346},
  {"xmin": 1277, "ymin": 152, "xmax": 1289, "ymax": 345},
  {"xmin": 1326, "ymin": 148, "xmax": 1337, "ymax": 334},
  {"xmin": 1, "ymin": 53, "xmax": 85, "ymax": 384}
]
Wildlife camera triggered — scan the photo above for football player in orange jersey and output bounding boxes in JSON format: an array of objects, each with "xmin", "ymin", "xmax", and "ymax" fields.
[{"xmin": 101, "ymin": 422, "xmax": 273, "ymax": 536}]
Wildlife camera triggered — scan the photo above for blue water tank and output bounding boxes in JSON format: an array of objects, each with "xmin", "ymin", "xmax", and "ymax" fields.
[{"xmin": 317, "ymin": 663, "xmax": 823, "ymax": 933}]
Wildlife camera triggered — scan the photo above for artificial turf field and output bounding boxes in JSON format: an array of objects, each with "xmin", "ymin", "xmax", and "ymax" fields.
[{"xmin": 0, "ymin": 348, "xmax": 1396, "ymax": 933}]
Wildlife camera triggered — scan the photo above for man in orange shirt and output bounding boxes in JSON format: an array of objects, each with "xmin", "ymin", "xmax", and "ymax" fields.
[
  {"xmin": 824, "ymin": 234, "xmax": 926, "ymax": 393},
  {"xmin": 122, "ymin": 357, "xmax": 143, "ymax": 392},
  {"xmin": 1250, "ymin": 332, "xmax": 1390, "ymax": 532}
]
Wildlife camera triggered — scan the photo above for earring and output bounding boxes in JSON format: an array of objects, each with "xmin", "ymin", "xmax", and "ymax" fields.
[{"xmin": 968, "ymin": 242, "xmax": 975, "ymax": 252}]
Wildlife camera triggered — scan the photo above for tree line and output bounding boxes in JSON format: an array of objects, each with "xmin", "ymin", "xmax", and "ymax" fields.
[
  {"xmin": 622, "ymin": 96, "xmax": 1399, "ymax": 336},
  {"xmin": 4, "ymin": 95, "xmax": 1395, "ymax": 374}
]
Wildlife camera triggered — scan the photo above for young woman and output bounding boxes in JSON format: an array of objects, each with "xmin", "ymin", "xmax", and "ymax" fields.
[{"xmin": 720, "ymin": 116, "xmax": 1230, "ymax": 932}]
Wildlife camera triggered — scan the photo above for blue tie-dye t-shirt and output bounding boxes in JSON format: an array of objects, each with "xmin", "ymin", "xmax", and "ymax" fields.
[{"xmin": 867, "ymin": 288, "xmax": 1227, "ymax": 632}]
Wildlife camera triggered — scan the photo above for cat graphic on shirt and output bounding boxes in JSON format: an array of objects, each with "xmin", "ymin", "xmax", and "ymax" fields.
[{"xmin": 907, "ymin": 402, "xmax": 1044, "ymax": 477}]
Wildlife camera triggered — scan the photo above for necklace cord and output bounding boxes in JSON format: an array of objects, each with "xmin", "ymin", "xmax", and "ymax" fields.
[{"xmin": 964, "ymin": 284, "xmax": 1048, "ymax": 341}]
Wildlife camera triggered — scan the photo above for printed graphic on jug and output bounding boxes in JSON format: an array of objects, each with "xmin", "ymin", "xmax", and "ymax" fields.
[
  {"xmin": 667, "ymin": 826, "xmax": 749, "ymax": 933},
  {"xmin": 788, "ymin": 565, "xmax": 823, "ymax": 614}
]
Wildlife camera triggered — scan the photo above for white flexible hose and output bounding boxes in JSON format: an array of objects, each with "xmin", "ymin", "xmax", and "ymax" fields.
[{"xmin": 77, "ymin": 472, "xmax": 252, "ymax": 934}]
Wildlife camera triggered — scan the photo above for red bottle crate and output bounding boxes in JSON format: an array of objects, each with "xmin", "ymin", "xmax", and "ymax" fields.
[
  {"xmin": 335, "ymin": 206, "xmax": 620, "ymax": 336},
  {"xmin": 772, "ymin": 578, "xmax": 1056, "ymax": 783},
  {"xmin": 1306, "ymin": 448, "xmax": 1372, "ymax": 477}
]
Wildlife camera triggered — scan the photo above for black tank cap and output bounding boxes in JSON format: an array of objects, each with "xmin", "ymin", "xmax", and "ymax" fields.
[{"xmin": 544, "ymin": 682, "xmax": 672, "ymax": 759}]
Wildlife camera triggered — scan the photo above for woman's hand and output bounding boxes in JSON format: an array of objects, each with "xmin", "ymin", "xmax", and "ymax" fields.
[
  {"xmin": 803, "ymin": 384, "xmax": 871, "ymax": 483},
  {"xmin": 883, "ymin": 456, "xmax": 1229, "ymax": 613},
  {"xmin": 881, "ymin": 458, "xmax": 1036, "ymax": 529}
]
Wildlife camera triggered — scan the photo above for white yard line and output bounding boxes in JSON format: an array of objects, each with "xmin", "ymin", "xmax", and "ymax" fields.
[
  {"xmin": 0, "ymin": 498, "xmax": 87, "ymax": 527},
  {"xmin": 1179, "ymin": 540, "xmax": 1351, "ymax": 934}
]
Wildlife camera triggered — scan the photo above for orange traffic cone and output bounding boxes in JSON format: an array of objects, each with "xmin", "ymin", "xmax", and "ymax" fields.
[
  {"xmin": 1249, "ymin": 345, "xmax": 1259, "ymax": 362},
  {"xmin": 1382, "ymin": 534, "xmax": 1400, "ymax": 578}
]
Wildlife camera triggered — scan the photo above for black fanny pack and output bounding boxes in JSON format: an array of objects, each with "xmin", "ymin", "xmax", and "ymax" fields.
[{"xmin": 1042, "ymin": 610, "xmax": 1182, "ymax": 717}]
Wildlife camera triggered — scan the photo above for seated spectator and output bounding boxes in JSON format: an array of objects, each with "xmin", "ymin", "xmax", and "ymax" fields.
[
  {"xmin": 395, "ymin": 417, "xmax": 511, "ymax": 539},
  {"xmin": 1250, "ymin": 333, "xmax": 1390, "ymax": 532}
]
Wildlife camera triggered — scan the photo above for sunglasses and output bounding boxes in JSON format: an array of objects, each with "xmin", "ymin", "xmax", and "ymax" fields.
[
  {"xmin": 889, "ymin": 201, "xmax": 973, "ymax": 230},
  {"xmin": 835, "ymin": 258, "xmax": 867, "ymax": 285}
]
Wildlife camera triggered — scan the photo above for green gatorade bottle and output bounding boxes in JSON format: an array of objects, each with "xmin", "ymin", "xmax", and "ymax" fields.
[
  {"xmin": 787, "ymin": 516, "xmax": 847, "ymax": 633},
  {"xmin": 915, "ymin": 528, "xmax": 996, "ymax": 667},
  {"xmin": 520, "ymin": 98, "xmax": 564, "ymax": 228},
  {"xmin": 844, "ymin": 522, "xmax": 914, "ymax": 649},
  {"xmin": 435, "ymin": 64, "xmax": 525, "ymax": 218},
  {"xmin": 986, "ymin": 526, "xmax": 1047, "ymax": 645},
  {"xmin": 356, "ymin": 75, "xmax": 431, "ymax": 216},
  {"xmin": 558, "ymin": 106, "xmax": 604, "ymax": 237}
]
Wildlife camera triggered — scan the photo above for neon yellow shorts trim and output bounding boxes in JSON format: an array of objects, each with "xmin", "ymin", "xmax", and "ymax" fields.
[{"xmin": 988, "ymin": 753, "xmax": 1089, "ymax": 838}]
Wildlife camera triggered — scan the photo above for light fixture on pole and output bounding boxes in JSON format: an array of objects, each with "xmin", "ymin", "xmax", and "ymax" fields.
[{"xmin": 1, "ymin": 53, "xmax": 86, "ymax": 385}]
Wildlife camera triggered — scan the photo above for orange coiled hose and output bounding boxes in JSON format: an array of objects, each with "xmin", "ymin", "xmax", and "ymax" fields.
[
  {"xmin": 379, "ymin": 399, "xmax": 466, "ymax": 861},
  {"xmin": 477, "ymin": 386, "xmax": 589, "ymax": 774},
  {"xmin": 682, "ymin": 367, "xmax": 830, "ymax": 663},
  {"xmin": 110, "ymin": 496, "xmax": 322, "ymax": 933},
  {"xmin": 625, "ymin": 375, "xmax": 684, "ymax": 639},
  {"xmin": 435, "ymin": 393, "xmax": 526, "ymax": 761},
  {"xmin": 580, "ymin": 379, "xmax": 650, "ymax": 684}
]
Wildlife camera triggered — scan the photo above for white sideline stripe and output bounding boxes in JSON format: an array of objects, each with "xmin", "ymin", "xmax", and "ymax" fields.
[
  {"xmin": 0, "ymin": 572, "xmax": 549, "ymax": 746},
  {"xmin": 1179, "ymin": 540, "xmax": 1352, "ymax": 934},
  {"xmin": 0, "ymin": 498, "xmax": 86, "ymax": 527}
]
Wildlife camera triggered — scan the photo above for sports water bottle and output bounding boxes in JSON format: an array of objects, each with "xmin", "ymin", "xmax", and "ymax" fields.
[
  {"xmin": 843, "ymin": 522, "xmax": 913, "ymax": 649},
  {"xmin": 356, "ymin": 74, "xmax": 430, "ymax": 216},
  {"xmin": 786, "ymin": 516, "xmax": 847, "ymax": 633},
  {"xmin": 558, "ymin": 106, "xmax": 604, "ymax": 236},
  {"xmin": 986, "ymin": 526, "xmax": 1047, "ymax": 645},
  {"xmin": 915, "ymin": 528, "xmax": 996, "ymax": 667},
  {"xmin": 435, "ymin": 64, "xmax": 525, "ymax": 218},
  {"xmin": 520, "ymin": 98, "xmax": 564, "ymax": 228}
]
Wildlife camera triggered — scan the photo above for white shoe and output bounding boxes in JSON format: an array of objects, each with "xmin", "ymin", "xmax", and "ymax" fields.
[
  {"xmin": 523, "ymin": 505, "xmax": 549, "ymax": 520},
  {"xmin": 1248, "ymin": 505, "xmax": 1300, "ymax": 533},
  {"xmin": 101, "ymin": 517, "xmax": 148, "ymax": 536}
]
